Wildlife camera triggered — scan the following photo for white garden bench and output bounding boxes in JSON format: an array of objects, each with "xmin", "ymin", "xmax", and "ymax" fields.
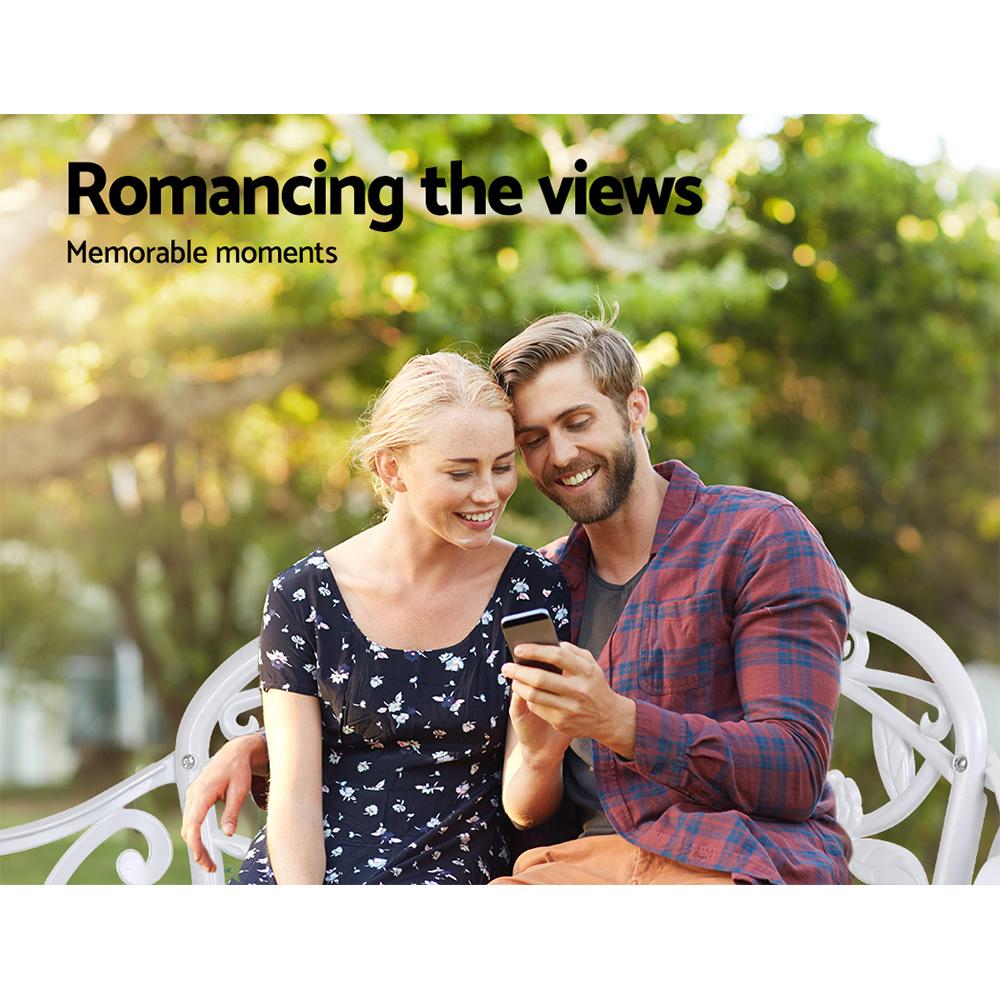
[{"xmin": 2, "ymin": 576, "xmax": 998, "ymax": 885}]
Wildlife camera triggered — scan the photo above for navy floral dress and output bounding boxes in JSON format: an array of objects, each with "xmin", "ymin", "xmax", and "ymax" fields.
[{"xmin": 236, "ymin": 544, "xmax": 570, "ymax": 885}]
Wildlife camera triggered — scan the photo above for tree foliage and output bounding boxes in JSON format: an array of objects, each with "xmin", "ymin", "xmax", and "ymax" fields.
[{"xmin": 1, "ymin": 113, "xmax": 997, "ymax": 737}]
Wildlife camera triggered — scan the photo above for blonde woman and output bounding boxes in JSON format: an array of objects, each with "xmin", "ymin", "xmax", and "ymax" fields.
[{"xmin": 235, "ymin": 353, "xmax": 569, "ymax": 884}]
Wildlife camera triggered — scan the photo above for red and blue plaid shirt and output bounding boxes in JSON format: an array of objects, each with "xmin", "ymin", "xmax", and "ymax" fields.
[{"xmin": 543, "ymin": 460, "xmax": 853, "ymax": 884}]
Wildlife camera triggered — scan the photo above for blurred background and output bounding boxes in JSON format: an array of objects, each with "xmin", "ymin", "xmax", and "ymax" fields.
[{"xmin": 1, "ymin": 113, "xmax": 997, "ymax": 883}]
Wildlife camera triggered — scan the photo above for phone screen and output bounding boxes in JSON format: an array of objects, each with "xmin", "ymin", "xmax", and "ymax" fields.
[{"xmin": 500, "ymin": 608, "xmax": 562, "ymax": 673}]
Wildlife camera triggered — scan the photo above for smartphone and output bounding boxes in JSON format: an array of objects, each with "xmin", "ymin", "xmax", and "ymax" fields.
[{"xmin": 500, "ymin": 608, "xmax": 562, "ymax": 674}]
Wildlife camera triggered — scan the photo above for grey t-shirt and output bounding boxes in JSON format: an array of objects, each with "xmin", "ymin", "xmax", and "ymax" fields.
[{"xmin": 563, "ymin": 559, "xmax": 648, "ymax": 836}]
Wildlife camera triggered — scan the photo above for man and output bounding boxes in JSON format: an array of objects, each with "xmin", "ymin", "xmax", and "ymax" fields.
[{"xmin": 181, "ymin": 308, "xmax": 852, "ymax": 884}]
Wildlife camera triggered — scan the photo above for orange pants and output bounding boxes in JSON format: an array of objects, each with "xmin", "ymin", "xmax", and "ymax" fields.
[{"xmin": 492, "ymin": 833, "xmax": 735, "ymax": 884}]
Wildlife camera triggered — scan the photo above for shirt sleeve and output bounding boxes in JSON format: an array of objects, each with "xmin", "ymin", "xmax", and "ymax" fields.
[
  {"xmin": 539, "ymin": 535, "xmax": 569, "ymax": 564},
  {"xmin": 258, "ymin": 577, "xmax": 319, "ymax": 697},
  {"xmin": 623, "ymin": 503, "xmax": 849, "ymax": 823}
]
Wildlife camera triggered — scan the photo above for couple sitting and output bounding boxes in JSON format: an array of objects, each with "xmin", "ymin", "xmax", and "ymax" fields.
[{"xmin": 180, "ymin": 307, "xmax": 852, "ymax": 884}]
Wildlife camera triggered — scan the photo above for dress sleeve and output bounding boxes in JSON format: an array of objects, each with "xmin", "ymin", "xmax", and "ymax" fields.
[
  {"xmin": 548, "ymin": 573, "xmax": 571, "ymax": 643},
  {"xmin": 258, "ymin": 577, "xmax": 319, "ymax": 697},
  {"xmin": 523, "ymin": 548, "xmax": 572, "ymax": 642}
]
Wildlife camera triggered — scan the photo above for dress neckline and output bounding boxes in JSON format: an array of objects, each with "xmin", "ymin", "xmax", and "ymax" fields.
[{"xmin": 311, "ymin": 544, "xmax": 525, "ymax": 655}]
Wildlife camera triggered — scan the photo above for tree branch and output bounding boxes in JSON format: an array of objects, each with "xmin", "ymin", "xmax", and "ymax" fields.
[
  {"xmin": 2, "ymin": 330, "xmax": 375, "ymax": 485},
  {"xmin": 330, "ymin": 114, "xmax": 790, "ymax": 274},
  {"xmin": 107, "ymin": 564, "xmax": 170, "ymax": 714},
  {"xmin": 0, "ymin": 116, "xmax": 154, "ymax": 273}
]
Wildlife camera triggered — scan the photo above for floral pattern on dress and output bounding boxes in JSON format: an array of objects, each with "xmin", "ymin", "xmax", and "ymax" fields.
[{"xmin": 236, "ymin": 544, "xmax": 570, "ymax": 885}]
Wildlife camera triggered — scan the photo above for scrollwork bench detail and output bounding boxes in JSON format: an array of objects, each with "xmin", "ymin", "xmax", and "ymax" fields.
[
  {"xmin": 829, "ymin": 579, "xmax": 998, "ymax": 884},
  {"xmin": 2, "ymin": 576, "xmax": 997, "ymax": 884}
]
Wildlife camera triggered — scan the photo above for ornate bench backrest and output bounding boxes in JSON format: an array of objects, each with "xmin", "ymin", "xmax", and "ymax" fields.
[
  {"xmin": 2, "ymin": 581, "xmax": 997, "ymax": 883},
  {"xmin": 175, "ymin": 638, "xmax": 263, "ymax": 885},
  {"xmin": 830, "ymin": 577, "xmax": 999, "ymax": 884}
]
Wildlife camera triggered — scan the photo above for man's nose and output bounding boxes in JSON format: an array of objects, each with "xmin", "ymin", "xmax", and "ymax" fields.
[{"xmin": 549, "ymin": 431, "xmax": 578, "ymax": 470}]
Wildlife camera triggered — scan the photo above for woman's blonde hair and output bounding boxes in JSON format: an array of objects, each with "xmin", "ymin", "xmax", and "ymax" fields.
[{"xmin": 354, "ymin": 351, "xmax": 514, "ymax": 508}]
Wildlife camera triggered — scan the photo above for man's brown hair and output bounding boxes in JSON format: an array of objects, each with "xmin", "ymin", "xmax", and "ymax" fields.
[{"xmin": 490, "ymin": 302, "xmax": 644, "ymax": 422}]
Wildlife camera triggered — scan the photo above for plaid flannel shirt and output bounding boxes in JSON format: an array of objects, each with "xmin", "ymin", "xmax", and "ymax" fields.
[{"xmin": 543, "ymin": 460, "xmax": 852, "ymax": 884}]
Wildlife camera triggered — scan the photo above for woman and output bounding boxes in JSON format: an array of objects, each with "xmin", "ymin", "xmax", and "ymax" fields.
[{"xmin": 236, "ymin": 352, "xmax": 570, "ymax": 884}]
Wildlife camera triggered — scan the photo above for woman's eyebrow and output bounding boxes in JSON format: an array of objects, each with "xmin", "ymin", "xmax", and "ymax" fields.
[{"xmin": 444, "ymin": 449, "xmax": 516, "ymax": 464}]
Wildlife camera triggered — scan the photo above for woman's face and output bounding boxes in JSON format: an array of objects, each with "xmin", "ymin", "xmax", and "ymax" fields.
[{"xmin": 390, "ymin": 405, "xmax": 517, "ymax": 549}]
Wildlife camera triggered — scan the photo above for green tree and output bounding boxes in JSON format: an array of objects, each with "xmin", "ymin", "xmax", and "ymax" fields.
[{"xmin": 1, "ymin": 115, "xmax": 996, "ymax": 808}]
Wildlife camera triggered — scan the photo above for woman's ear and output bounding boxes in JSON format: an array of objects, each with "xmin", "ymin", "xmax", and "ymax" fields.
[{"xmin": 374, "ymin": 450, "xmax": 406, "ymax": 495}]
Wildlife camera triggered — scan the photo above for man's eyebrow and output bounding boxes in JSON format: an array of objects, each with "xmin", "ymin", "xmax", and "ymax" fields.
[
  {"xmin": 515, "ymin": 404, "xmax": 593, "ymax": 435},
  {"xmin": 444, "ymin": 449, "xmax": 516, "ymax": 464}
]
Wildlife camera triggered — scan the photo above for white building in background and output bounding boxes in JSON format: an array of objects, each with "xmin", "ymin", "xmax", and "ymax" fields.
[
  {"xmin": 966, "ymin": 662, "xmax": 1000, "ymax": 749},
  {"xmin": 0, "ymin": 640, "xmax": 154, "ymax": 788},
  {"xmin": 0, "ymin": 663, "xmax": 78, "ymax": 786}
]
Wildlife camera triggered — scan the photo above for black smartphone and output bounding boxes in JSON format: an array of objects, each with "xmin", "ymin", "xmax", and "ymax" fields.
[{"xmin": 500, "ymin": 608, "xmax": 562, "ymax": 674}]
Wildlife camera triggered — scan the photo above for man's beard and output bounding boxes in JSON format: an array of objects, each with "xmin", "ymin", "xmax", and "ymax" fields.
[{"xmin": 540, "ymin": 431, "xmax": 637, "ymax": 524}]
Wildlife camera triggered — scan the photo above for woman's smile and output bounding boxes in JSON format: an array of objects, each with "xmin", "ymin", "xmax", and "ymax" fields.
[{"xmin": 455, "ymin": 508, "xmax": 498, "ymax": 530}]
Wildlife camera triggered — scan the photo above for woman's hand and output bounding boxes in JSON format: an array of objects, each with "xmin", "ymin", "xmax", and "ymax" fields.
[
  {"xmin": 508, "ymin": 685, "xmax": 572, "ymax": 766},
  {"xmin": 501, "ymin": 677, "xmax": 572, "ymax": 831}
]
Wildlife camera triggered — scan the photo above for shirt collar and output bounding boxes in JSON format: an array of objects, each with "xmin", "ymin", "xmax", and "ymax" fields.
[{"xmin": 556, "ymin": 459, "xmax": 703, "ymax": 587}]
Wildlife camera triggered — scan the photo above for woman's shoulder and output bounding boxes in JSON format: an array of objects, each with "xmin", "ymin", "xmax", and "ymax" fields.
[
  {"xmin": 491, "ymin": 541, "xmax": 569, "ymax": 630},
  {"xmin": 270, "ymin": 523, "xmax": 381, "ymax": 592},
  {"xmin": 271, "ymin": 548, "xmax": 329, "ymax": 583},
  {"xmin": 494, "ymin": 539, "xmax": 565, "ymax": 586},
  {"xmin": 266, "ymin": 549, "xmax": 333, "ymax": 608},
  {"xmin": 321, "ymin": 527, "xmax": 383, "ymax": 587}
]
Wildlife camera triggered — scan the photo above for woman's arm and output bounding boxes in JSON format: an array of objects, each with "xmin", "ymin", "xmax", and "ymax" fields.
[
  {"xmin": 501, "ymin": 690, "xmax": 569, "ymax": 829},
  {"xmin": 501, "ymin": 557, "xmax": 574, "ymax": 829},
  {"xmin": 262, "ymin": 688, "xmax": 325, "ymax": 884}
]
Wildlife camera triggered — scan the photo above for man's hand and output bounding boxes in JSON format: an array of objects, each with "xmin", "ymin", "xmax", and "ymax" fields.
[
  {"xmin": 180, "ymin": 733, "xmax": 268, "ymax": 873},
  {"xmin": 501, "ymin": 642, "xmax": 638, "ymax": 759}
]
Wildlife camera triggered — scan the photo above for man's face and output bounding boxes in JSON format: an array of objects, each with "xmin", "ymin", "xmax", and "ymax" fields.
[{"xmin": 510, "ymin": 356, "xmax": 640, "ymax": 524}]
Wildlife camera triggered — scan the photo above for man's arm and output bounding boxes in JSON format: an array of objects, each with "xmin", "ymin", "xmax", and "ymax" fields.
[
  {"xmin": 180, "ymin": 732, "xmax": 269, "ymax": 874},
  {"xmin": 622, "ymin": 503, "xmax": 848, "ymax": 821}
]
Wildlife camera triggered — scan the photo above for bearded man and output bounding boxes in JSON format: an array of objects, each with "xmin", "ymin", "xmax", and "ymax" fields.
[{"xmin": 182, "ymin": 308, "xmax": 852, "ymax": 884}]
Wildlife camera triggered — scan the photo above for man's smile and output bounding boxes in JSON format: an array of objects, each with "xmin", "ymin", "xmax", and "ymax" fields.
[{"xmin": 555, "ymin": 465, "xmax": 599, "ymax": 489}]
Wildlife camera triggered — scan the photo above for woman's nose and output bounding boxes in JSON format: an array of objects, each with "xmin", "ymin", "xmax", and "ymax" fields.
[{"xmin": 470, "ymin": 478, "xmax": 498, "ymax": 505}]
